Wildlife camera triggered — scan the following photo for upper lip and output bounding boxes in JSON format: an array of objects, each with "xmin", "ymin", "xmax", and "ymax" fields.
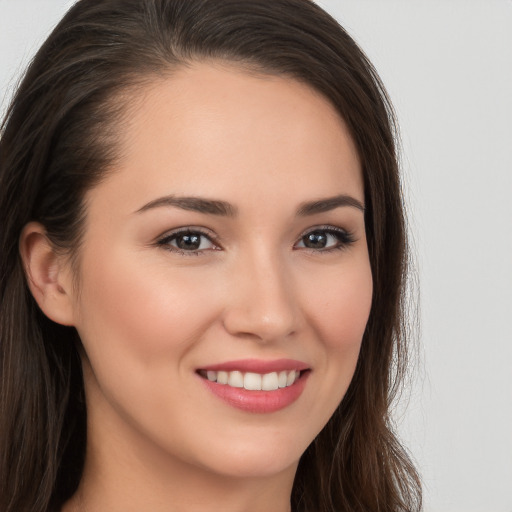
[{"xmin": 198, "ymin": 358, "xmax": 310, "ymax": 373}]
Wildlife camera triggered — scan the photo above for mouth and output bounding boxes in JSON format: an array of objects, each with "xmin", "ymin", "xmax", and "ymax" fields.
[
  {"xmin": 196, "ymin": 359, "xmax": 311, "ymax": 413},
  {"xmin": 197, "ymin": 368, "xmax": 309, "ymax": 391}
]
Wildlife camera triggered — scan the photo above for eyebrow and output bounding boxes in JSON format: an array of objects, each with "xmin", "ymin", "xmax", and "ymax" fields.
[
  {"xmin": 135, "ymin": 193, "xmax": 364, "ymax": 217},
  {"xmin": 297, "ymin": 194, "xmax": 365, "ymax": 215},
  {"xmin": 135, "ymin": 195, "xmax": 237, "ymax": 216}
]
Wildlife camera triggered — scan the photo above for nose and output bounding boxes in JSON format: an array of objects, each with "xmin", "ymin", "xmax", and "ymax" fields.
[{"xmin": 222, "ymin": 248, "xmax": 298, "ymax": 343}]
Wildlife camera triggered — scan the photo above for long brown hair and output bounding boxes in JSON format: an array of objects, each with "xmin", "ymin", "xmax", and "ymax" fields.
[{"xmin": 0, "ymin": 1, "xmax": 421, "ymax": 510}]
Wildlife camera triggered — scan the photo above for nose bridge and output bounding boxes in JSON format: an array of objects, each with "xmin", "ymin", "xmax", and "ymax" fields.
[{"xmin": 223, "ymin": 242, "xmax": 298, "ymax": 342}]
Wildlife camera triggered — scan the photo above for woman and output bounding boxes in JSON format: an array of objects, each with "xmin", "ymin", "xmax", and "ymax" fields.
[{"xmin": 0, "ymin": 0, "xmax": 421, "ymax": 511}]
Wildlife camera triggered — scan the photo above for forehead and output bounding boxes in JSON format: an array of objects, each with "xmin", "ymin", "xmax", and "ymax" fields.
[{"xmin": 87, "ymin": 61, "xmax": 363, "ymax": 215}]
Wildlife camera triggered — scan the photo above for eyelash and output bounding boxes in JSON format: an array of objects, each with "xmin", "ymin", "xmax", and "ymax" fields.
[
  {"xmin": 156, "ymin": 225, "xmax": 356, "ymax": 256},
  {"xmin": 156, "ymin": 228, "xmax": 219, "ymax": 256},
  {"xmin": 295, "ymin": 225, "xmax": 356, "ymax": 253}
]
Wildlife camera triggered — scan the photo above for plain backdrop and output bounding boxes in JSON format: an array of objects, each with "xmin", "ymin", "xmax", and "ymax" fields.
[{"xmin": 1, "ymin": 1, "xmax": 511, "ymax": 511}]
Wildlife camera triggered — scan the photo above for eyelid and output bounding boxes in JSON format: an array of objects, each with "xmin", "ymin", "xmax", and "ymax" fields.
[
  {"xmin": 153, "ymin": 224, "xmax": 355, "ymax": 255},
  {"xmin": 294, "ymin": 224, "xmax": 356, "ymax": 251},
  {"xmin": 155, "ymin": 226, "xmax": 221, "ymax": 254},
  {"xmin": 297, "ymin": 224, "xmax": 349, "ymax": 238}
]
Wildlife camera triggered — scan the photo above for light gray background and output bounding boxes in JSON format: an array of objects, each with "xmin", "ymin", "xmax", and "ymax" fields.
[{"xmin": 1, "ymin": 1, "xmax": 511, "ymax": 511}]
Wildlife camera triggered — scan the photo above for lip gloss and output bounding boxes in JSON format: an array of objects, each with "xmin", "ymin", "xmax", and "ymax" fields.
[
  {"xmin": 196, "ymin": 359, "xmax": 310, "ymax": 413},
  {"xmin": 199, "ymin": 374, "xmax": 309, "ymax": 413}
]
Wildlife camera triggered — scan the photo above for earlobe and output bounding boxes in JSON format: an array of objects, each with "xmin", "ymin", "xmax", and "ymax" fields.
[{"xmin": 19, "ymin": 222, "xmax": 76, "ymax": 326}]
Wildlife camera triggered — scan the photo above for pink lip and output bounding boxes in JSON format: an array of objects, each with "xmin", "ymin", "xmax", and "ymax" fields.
[
  {"xmin": 196, "ymin": 359, "xmax": 311, "ymax": 414},
  {"xmin": 198, "ymin": 358, "xmax": 310, "ymax": 373}
]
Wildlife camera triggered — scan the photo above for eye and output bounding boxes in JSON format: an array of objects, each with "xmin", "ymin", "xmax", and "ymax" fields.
[
  {"xmin": 295, "ymin": 227, "xmax": 355, "ymax": 252},
  {"xmin": 157, "ymin": 229, "xmax": 218, "ymax": 254}
]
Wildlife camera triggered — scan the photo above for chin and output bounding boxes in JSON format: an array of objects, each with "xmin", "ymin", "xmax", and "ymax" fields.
[
  {"xmin": 204, "ymin": 452, "xmax": 300, "ymax": 480},
  {"xmin": 181, "ymin": 434, "xmax": 305, "ymax": 480}
]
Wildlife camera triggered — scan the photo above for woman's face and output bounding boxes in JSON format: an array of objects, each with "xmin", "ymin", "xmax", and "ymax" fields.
[{"xmin": 70, "ymin": 63, "xmax": 372, "ymax": 481}]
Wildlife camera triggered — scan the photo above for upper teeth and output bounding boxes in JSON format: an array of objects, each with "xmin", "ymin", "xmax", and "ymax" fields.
[{"xmin": 203, "ymin": 370, "xmax": 300, "ymax": 391}]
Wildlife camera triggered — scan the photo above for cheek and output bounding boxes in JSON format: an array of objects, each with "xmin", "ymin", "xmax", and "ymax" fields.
[
  {"xmin": 289, "ymin": 255, "xmax": 372, "ymax": 440},
  {"xmin": 74, "ymin": 247, "xmax": 220, "ymax": 367},
  {"xmin": 308, "ymin": 259, "xmax": 373, "ymax": 353},
  {"xmin": 304, "ymin": 255, "xmax": 372, "ymax": 389}
]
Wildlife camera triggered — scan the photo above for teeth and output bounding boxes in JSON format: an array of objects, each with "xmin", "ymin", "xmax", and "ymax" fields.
[
  {"xmin": 202, "ymin": 369, "xmax": 301, "ymax": 390},
  {"xmin": 228, "ymin": 371, "xmax": 244, "ymax": 388},
  {"xmin": 244, "ymin": 372, "xmax": 262, "ymax": 390},
  {"xmin": 217, "ymin": 371, "xmax": 228, "ymax": 384},
  {"xmin": 261, "ymin": 372, "xmax": 279, "ymax": 391}
]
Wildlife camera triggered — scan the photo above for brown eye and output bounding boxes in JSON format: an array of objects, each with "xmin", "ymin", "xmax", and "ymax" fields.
[
  {"xmin": 302, "ymin": 231, "xmax": 328, "ymax": 249},
  {"xmin": 157, "ymin": 230, "xmax": 216, "ymax": 253},
  {"xmin": 295, "ymin": 227, "xmax": 355, "ymax": 252},
  {"xmin": 175, "ymin": 233, "xmax": 202, "ymax": 250}
]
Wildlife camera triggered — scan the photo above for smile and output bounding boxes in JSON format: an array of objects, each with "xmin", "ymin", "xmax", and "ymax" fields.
[
  {"xmin": 196, "ymin": 359, "xmax": 310, "ymax": 413},
  {"xmin": 198, "ymin": 369, "xmax": 301, "ymax": 391}
]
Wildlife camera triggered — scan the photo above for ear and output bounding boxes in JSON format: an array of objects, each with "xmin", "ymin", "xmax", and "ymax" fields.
[{"xmin": 19, "ymin": 222, "xmax": 76, "ymax": 326}]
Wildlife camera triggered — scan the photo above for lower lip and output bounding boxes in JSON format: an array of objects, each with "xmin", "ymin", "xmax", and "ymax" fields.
[{"xmin": 198, "ymin": 371, "xmax": 310, "ymax": 413}]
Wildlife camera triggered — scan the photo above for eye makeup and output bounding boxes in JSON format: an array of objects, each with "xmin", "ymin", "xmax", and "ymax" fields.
[
  {"xmin": 156, "ymin": 227, "xmax": 220, "ymax": 256},
  {"xmin": 295, "ymin": 225, "xmax": 356, "ymax": 253},
  {"xmin": 155, "ymin": 223, "xmax": 356, "ymax": 257}
]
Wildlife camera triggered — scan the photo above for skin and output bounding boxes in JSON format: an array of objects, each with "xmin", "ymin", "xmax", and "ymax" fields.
[{"xmin": 22, "ymin": 62, "xmax": 372, "ymax": 512}]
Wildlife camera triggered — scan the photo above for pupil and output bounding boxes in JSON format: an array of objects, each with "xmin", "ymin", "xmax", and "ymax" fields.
[
  {"xmin": 304, "ymin": 232, "xmax": 327, "ymax": 249},
  {"xmin": 177, "ymin": 233, "xmax": 200, "ymax": 250}
]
